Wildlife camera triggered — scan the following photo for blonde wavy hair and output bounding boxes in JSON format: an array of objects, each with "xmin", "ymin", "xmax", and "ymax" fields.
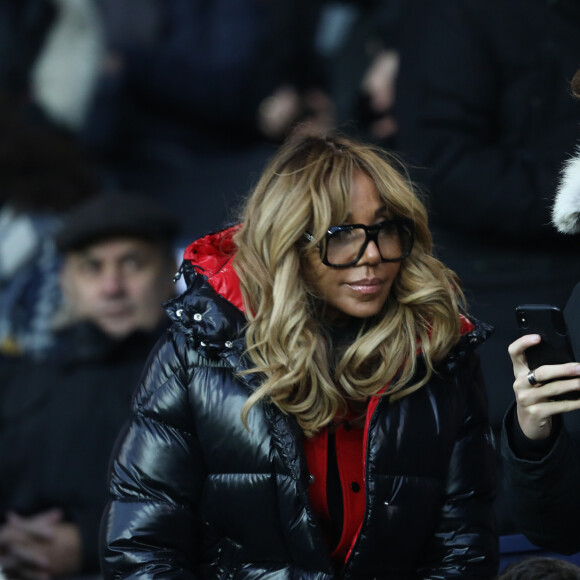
[{"xmin": 233, "ymin": 134, "xmax": 465, "ymax": 437}]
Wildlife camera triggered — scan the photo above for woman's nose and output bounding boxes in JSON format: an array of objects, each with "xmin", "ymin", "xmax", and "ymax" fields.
[{"xmin": 359, "ymin": 238, "xmax": 382, "ymax": 265}]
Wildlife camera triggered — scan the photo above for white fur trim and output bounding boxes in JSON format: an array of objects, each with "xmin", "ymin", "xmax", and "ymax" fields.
[{"xmin": 552, "ymin": 146, "xmax": 580, "ymax": 233}]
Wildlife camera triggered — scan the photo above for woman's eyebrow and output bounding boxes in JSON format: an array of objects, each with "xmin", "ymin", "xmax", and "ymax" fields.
[{"xmin": 344, "ymin": 205, "xmax": 389, "ymax": 221}]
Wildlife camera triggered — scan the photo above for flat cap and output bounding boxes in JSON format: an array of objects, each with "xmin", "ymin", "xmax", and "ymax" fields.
[{"xmin": 55, "ymin": 192, "xmax": 181, "ymax": 252}]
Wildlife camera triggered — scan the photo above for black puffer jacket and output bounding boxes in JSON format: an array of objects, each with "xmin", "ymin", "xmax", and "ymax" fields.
[{"xmin": 100, "ymin": 229, "xmax": 499, "ymax": 579}]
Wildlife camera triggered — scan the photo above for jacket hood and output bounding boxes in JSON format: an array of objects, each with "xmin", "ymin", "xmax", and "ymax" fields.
[
  {"xmin": 552, "ymin": 146, "xmax": 580, "ymax": 233},
  {"xmin": 182, "ymin": 225, "xmax": 245, "ymax": 312},
  {"xmin": 163, "ymin": 226, "xmax": 248, "ymax": 361}
]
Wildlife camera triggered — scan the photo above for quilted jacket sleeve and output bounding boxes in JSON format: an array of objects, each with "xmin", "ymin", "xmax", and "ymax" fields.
[
  {"xmin": 420, "ymin": 353, "xmax": 499, "ymax": 579},
  {"xmin": 100, "ymin": 330, "xmax": 203, "ymax": 579}
]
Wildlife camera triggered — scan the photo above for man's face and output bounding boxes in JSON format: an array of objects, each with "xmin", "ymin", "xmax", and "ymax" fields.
[{"xmin": 59, "ymin": 237, "xmax": 176, "ymax": 339}]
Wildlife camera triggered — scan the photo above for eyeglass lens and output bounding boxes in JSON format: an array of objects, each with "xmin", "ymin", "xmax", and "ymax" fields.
[{"xmin": 326, "ymin": 222, "xmax": 411, "ymax": 266}]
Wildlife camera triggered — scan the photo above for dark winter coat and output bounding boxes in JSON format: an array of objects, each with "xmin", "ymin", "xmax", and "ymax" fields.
[
  {"xmin": 501, "ymin": 404, "xmax": 580, "ymax": 555},
  {"xmin": 86, "ymin": 0, "xmax": 325, "ymax": 152},
  {"xmin": 0, "ymin": 321, "xmax": 165, "ymax": 574},
  {"xmin": 100, "ymin": 229, "xmax": 499, "ymax": 579},
  {"xmin": 501, "ymin": 282, "xmax": 580, "ymax": 555},
  {"xmin": 397, "ymin": 0, "xmax": 580, "ymax": 241}
]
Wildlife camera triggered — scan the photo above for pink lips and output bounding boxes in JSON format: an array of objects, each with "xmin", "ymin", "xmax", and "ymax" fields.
[{"xmin": 346, "ymin": 277, "xmax": 384, "ymax": 295}]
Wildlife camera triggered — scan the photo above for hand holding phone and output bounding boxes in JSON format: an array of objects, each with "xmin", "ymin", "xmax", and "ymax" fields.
[{"xmin": 515, "ymin": 304, "xmax": 579, "ymax": 400}]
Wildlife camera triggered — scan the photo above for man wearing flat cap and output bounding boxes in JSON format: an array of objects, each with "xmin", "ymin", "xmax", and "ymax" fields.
[{"xmin": 0, "ymin": 193, "xmax": 180, "ymax": 579}]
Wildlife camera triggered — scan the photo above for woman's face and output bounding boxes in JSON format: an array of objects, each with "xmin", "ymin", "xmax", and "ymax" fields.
[{"xmin": 305, "ymin": 170, "xmax": 402, "ymax": 322}]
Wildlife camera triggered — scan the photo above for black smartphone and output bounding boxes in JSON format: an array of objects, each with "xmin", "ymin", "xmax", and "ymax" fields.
[{"xmin": 515, "ymin": 304, "xmax": 579, "ymax": 400}]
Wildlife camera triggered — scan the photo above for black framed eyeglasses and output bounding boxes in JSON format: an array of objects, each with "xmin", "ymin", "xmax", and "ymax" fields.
[{"xmin": 304, "ymin": 218, "xmax": 414, "ymax": 268}]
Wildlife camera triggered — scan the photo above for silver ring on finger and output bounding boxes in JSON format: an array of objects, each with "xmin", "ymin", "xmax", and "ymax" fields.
[{"xmin": 527, "ymin": 369, "xmax": 539, "ymax": 386}]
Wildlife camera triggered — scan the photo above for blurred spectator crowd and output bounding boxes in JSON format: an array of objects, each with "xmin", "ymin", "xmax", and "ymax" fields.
[{"xmin": 0, "ymin": 0, "xmax": 407, "ymax": 360}]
